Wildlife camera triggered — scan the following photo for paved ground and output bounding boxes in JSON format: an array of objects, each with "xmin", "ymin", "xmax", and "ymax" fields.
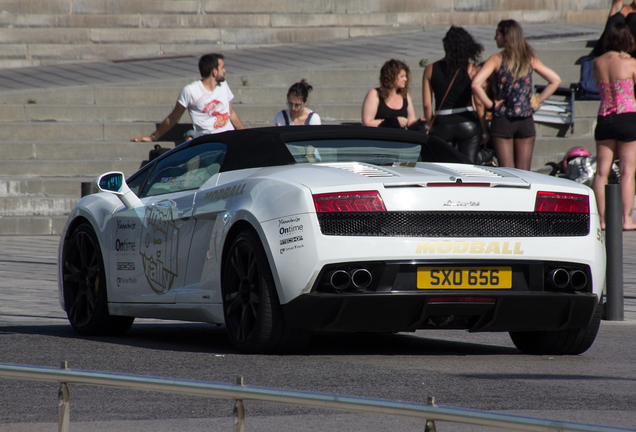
[{"xmin": 0, "ymin": 24, "xmax": 604, "ymax": 93}]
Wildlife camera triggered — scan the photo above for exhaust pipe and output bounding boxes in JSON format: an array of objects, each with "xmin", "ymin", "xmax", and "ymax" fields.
[
  {"xmin": 569, "ymin": 270, "xmax": 588, "ymax": 291},
  {"xmin": 329, "ymin": 270, "xmax": 351, "ymax": 291},
  {"xmin": 350, "ymin": 268, "xmax": 372, "ymax": 290},
  {"xmin": 547, "ymin": 268, "xmax": 570, "ymax": 289}
]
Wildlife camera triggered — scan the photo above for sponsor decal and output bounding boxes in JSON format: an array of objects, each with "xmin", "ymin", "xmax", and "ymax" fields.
[
  {"xmin": 415, "ymin": 240, "xmax": 524, "ymax": 255},
  {"xmin": 280, "ymin": 236, "xmax": 303, "ymax": 246},
  {"xmin": 203, "ymin": 183, "xmax": 246, "ymax": 204},
  {"xmin": 279, "ymin": 217, "xmax": 301, "ymax": 226},
  {"xmin": 443, "ymin": 200, "xmax": 480, "ymax": 207},
  {"xmin": 117, "ymin": 262, "xmax": 135, "ymax": 271},
  {"xmin": 280, "ymin": 244, "xmax": 304, "ymax": 254},
  {"xmin": 115, "ymin": 238, "xmax": 136, "ymax": 253},
  {"xmin": 116, "ymin": 219, "xmax": 136, "ymax": 234},
  {"xmin": 117, "ymin": 277, "xmax": 137, "ymax": 287},
  {"xmin": 279, "ymin": 224, "xmax": 303, "ymax": 236},
  {"xmin": 139, "ymin": 203, "xmax": 179, "ymax": 294},
  {"xmin": 277, "ymin": 216, "xmax": 306, "ymax": 253}
]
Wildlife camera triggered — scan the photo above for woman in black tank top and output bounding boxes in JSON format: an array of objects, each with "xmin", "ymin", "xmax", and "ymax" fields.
[
  {"xmin": 362, "ymin": 59, "xmax": 417, "ymax": 129},
  {"xmin": 592, "ymin": 0, "xmax": 636, "ymax": 56},
  {"xmin": 422, "ymin": 26, "xmax": 486, "ymax": 163}
]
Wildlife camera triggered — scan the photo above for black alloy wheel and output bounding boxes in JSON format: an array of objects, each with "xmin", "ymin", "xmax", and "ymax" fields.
[
  {"xmin": 63, "ymin": 223, "xmax": 133, "ymax": 335},
  {"xmin": 222, "ymin": 229, "xmax": 309, "ymax": 353}
]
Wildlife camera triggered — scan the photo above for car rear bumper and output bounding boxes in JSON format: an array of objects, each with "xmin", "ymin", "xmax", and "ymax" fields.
[{"xmin": 282, "ymin": 291, "xmax": 599, "ymax": 333}]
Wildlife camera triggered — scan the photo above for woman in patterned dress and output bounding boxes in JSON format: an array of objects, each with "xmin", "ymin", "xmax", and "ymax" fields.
[{"xmin": 472, "ymin": 20, "xmax": 561, "ymax": 170}]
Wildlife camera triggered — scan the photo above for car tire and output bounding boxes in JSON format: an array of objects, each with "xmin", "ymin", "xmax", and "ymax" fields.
[
  {"xmin": 222, "ymin": 229, "xmax": 310, "ymax": 353},
  {"xmin": 62, "ymin": 223, "xmax": 134, "ymax": 336},
  {"xmin": 509, "ymin": 302, "xmax": 602, "ymax": 355}
]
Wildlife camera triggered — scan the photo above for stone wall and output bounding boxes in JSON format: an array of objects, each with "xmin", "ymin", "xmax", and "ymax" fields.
[
  {"xmin": 0, "ymin": 0, "xmax": 611, "ymax": 25},
  {"xmin": 0, "ymin": 0, "xmax": 610, "ymax": 67}
]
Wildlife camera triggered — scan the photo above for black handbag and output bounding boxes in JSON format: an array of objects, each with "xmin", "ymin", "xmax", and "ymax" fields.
[{"xmin": 140, "ymin": 144, "xmax": 172, "ymax": 168}]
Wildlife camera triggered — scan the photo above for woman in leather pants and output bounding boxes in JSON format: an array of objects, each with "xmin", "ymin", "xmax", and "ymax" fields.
[{"xmin": 422, "ymin": 26, "xmax": 487, "ymax": 163}]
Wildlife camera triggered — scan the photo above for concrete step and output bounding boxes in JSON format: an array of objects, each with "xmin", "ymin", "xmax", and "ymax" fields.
[
  {"xmin": 535, "ymin": 117, "xmax": 595, "ymax": 138},
  {"xmin": 0, "ymin": 27, "xmax": 423, "ymax": 63},
  {"xmin": 0, "ymin": 176, "xmax": 91, "ymax": 197},
  {"xmin": 0, "ymin": 141, "xmax": 156, "ymax": 160},
  {"xmin": 0, "ymin": 109, "xmax": 596, "ymax": 143},
  {"xmin": 0, "ymin": 215, "xmax": 68, "ymax": 235},
  {"xmin": 0, "ymin": 92, "xmax": 602, "ymax": 123},
  {"xmin": 0, "ymin": 0, "xmax": 611, "ymax": 19},
  {"xmin": 5, "ymin": 12, "xmax": 424, "ymax": 29},
  {"xmin": 4, "ymin": 0, "xmax": 591, "ymax": 15},
  {"xmin": 0, "ymin": 0, "xmax": 437, "ymax": 15},
  {"xmin": 532, "ymin": 136, "xmax": 595, "ymax": 169},
  {"xmin": 0, "ymin": 104, "xmax": 183, "ymax": 122},
  {"xmin": 0, "ymin": 159, "xmax": 142, "ymax": 177},
  {"xmin": 0, "ymin": 196, "xmax": 79, "ymax": 216}
]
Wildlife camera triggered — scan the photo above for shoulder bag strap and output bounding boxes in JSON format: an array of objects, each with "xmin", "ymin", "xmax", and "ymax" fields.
[
  {"xmin": 282, "ymin": 110, "xmax": 291, "ymax": 126},
  {"xmin": 427, "ymin": 69, "xmax": 460, "ymax": 135},
  {"xmin": 305, "ymin": 112, "xmax": 315, "ymax": 125}
]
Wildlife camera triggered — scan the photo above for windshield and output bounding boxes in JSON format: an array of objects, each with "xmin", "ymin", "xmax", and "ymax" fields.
[{"xmin": 285, "ymin": 139, "xmax": 426, "ymax": 166}]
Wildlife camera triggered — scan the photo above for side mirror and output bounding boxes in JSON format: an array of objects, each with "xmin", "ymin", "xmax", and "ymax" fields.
[{"xmin": 94, "ymin": 172, "xmax": 143, "ymax": 209}]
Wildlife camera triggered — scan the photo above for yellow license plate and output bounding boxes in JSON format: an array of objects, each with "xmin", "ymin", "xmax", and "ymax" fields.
[{"xmin": 417, "ymin": 266, "xmax": 512, "ymax": 289}]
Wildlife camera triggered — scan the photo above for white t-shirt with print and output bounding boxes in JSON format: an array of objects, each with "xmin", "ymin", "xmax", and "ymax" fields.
[
  {"xmin": 273, "ymin": 109, "xmax": 321, "ymax": 126},
  {"xmin": 178, "ymin": 80, "xmax": 235, "ymax": 134}
]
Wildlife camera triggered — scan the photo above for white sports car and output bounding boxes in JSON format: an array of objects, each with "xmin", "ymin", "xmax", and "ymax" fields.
[{"xmin": 58, "ymin": 126, "xmax": 605, "ymax": 354}]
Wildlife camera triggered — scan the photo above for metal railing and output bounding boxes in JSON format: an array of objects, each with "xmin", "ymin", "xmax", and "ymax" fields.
[{"xmin": 0, "ymin": 362, "xmax": 634, "ymax": 432}]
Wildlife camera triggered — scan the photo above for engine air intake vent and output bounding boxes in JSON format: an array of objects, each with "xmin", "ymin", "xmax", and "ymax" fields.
[{"xmin": 317, "ymin": 211, "xmax": 589, "ymax": 237}]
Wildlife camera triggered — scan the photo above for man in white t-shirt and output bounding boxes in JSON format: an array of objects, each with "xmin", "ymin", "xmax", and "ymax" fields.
[{"xmin": 132, "ymin": 53, "xmax": 244, "ymax": 143}]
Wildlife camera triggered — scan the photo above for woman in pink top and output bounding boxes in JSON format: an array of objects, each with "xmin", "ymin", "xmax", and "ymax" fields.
[{"xmin": 593, "ymin": 22, "xmax": 636, "ymax": 230}]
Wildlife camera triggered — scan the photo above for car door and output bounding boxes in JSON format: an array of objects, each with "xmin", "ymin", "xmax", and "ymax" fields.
[{"xmin": 107, "ymin": 142, "xmax": 225, "ymax": 303}]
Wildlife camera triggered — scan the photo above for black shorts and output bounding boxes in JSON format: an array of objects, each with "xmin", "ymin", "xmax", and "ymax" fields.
[
  {"xmin": 594, "ymin": 113, "xmax": 636, "ymax": 142},
  {"xmin": 490, "ymin": 116, "xmax": 536, "ymax": 139}
]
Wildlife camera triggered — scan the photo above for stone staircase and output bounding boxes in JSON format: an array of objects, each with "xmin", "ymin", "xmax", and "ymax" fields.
[
  {"xmin": 0, "ymin": 32, "xmax": 602, "ymax": 235},
  {"xmin": 0, "ymin": 0, "xmax": 428, "ymax": 69},
  {"xmin": 0, "ymin": 0, "xmax": 609, "ymax": 68}
]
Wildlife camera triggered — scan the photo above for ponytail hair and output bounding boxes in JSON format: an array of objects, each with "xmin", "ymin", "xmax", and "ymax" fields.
[{"xmin": 287, "ymin": 79, "xmax": 313, "ymax": 102}]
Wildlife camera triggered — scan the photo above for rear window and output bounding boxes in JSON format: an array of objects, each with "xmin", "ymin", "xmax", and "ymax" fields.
[{"xmin": 285, "ymin": 139, "xmax": 429, "ymax": 166}]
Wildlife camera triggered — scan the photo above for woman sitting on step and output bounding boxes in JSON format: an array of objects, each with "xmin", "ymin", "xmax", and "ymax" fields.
[
  {"xmin": 273, "ymin": 80, "xmax": 322, "ymax": 126},
  {"xmin": 361, "ymin": 59, "xmax": 417, "ymax": 129}
]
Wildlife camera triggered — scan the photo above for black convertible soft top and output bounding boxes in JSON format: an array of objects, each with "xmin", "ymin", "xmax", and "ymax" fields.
[
  {"xmin": 130, "ymin": 125, "xmax": 471, "ymax": 184},
  {"xmin": 185, "ymin": 125, "xmax": 471, "ymax": 172}
]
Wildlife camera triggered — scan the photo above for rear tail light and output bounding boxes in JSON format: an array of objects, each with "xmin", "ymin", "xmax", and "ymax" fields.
[
  {"xmin": 313, "ymin": 191, "xmax": 386, "ymax": 213},
  {"xmin": 534, "ymin": 191, "xmax": 589, "ymax": 213}
]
